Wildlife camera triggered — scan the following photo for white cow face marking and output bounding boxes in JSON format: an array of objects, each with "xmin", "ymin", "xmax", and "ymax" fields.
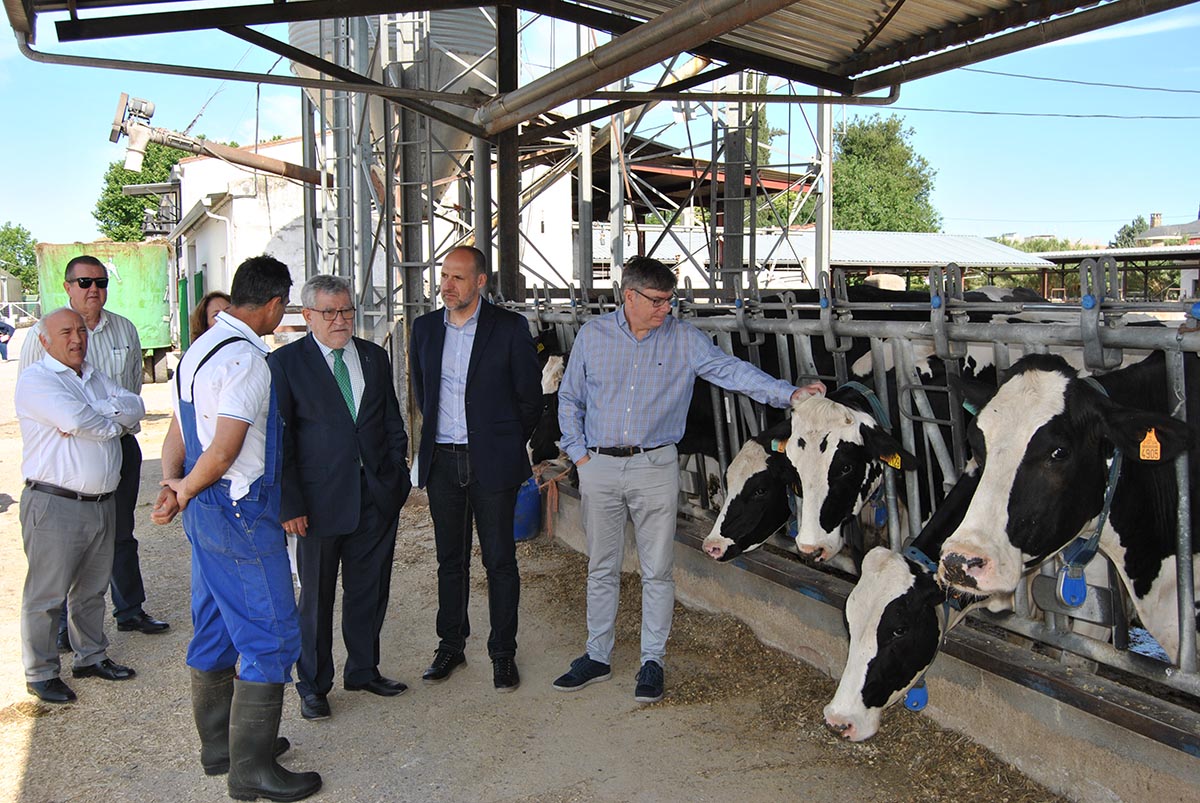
[
  {"xmin": 541, "ymin": 354, "xmax": 565, "ymax": 394},
  {"xmin": 939, "ymin": 369, "xmax": 1071, "ymax": 595},
  {"xmin": 704, "ymin": 436, "xmax": 794, "ymax": 561}
]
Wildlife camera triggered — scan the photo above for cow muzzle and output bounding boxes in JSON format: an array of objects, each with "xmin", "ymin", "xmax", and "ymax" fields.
[
  {"xmin": 702, "ymin": 534, "xmax": 733, "ymax": 561},
  {"xmin": 821, "ymin": 708, "xmax": 874, "ymax": 742}
]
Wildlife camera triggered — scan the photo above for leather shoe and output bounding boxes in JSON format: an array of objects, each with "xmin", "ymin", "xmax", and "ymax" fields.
[
  {"xmin": 299, "ymin": 693, "xmax": 331, "ymax": 720},
  {"xmin": 421, "ymin": 650, "xmax": 466, "ymax": 684},
  {"xmin": 26, "ymin": 678, "xmax": 76, "ymax": 704},
  {"xmin": 116, "ymin": 611, "xmax": 170, "ymax": 634},
  {"xmin": 344, "ymin": 675, "xmax": 408, "ymax": 697},
  {"xmin": 71, "ymin": 658, "xmax": 136, "ymax": 681},
  {"xmin": 493, "ymin": 657, "xmax": 520, "ymax": 692},
  {"xmin": 56, "ymin": 630, "xmax": 71, "ymax": 653}
]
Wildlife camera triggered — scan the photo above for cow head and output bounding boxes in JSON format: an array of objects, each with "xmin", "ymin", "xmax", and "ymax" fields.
[
  {"xmin": 702, "ymin": 420, "xmax": 796, "ymax": 561},
  {"xmin": 786, "ymin": 393, "xmax": 916, "ymax": 562},
  {"xmin": 529, "ymin": 353, "xmax": 568, "ymax": 464},
  {"xmin": 823, "ymin": 546, "xmax": 945, "ymax": 741},
  {"xmin": 939, "ymin": 353, "xmax": 1192, "ymax": 596}
]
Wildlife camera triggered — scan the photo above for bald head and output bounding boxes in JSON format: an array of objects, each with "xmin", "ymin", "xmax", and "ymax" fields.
[{"xmin": 40, "ymin": 307, "xmax": 89, "ymax": 375}]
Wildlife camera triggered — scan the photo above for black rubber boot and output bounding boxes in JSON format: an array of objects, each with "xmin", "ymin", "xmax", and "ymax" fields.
[
  {"xmin": 191, "ymin": 668, "xmax": 291, "ymax": 776},
  {"xmin": 227, "ymin": 680, "xmax": 322, "ymax": 802}
]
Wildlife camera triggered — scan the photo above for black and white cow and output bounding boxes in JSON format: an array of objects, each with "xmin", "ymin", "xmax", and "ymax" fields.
[
  {"xmin": 822, "ymin": 469, "xmax": 989, "ymax": 741},
  {"xmin": 938, "ymin": 352, "xmax": 1200, "ymax": 662},
  {"xmin": 700, "ymin": 418, "xmax": 796, "ymax": 561}
]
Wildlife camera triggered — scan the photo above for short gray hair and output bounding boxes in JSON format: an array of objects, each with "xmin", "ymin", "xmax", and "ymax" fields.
[
  {"xmin": 620, "ymin": 256, "xmax": 676, "ymax": 294},
  {"xmin": 301, "ymin": 274, "xmax": 353, "ymax": 308}
]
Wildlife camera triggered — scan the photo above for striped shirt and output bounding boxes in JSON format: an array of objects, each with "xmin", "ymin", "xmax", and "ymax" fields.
[
  {"xmin": 21, "ymin": 308, "xmax": 143, "ymax": 433},
  {"xmin": 557, "ymin": 307, "xmax": 796, "ymax": 463}
]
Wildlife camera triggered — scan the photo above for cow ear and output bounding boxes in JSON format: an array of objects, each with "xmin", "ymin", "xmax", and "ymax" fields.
[
  {"xmin": 1101, "ymin": 407, "xmax": 1193, "ymax": 463},
  {"xmin": 860, "ymin": 425, "xmax": 919, "ymax": 470},
  {"xmin": 949, "ymin": 373, "xmax": 995, "ymax": 417}
]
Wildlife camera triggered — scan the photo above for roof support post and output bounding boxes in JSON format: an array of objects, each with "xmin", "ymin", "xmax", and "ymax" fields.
[
  {"xmin": 477, "ymin": 0, "xmax": 800, "ymax": 135},
  {"xmin": 496, "ymin": 3, "xmax": 521, "ymax": 300}
]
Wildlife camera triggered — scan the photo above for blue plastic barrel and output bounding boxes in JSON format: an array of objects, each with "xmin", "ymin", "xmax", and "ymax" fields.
[{"xmin": 513, "ymin": 476, "xmax": 541, "ymax": 541}]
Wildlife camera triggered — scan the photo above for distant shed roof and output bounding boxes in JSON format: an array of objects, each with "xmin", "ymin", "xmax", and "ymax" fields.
[{"xmin": 830, "ymin": 231, "xmax": 1052, "ymax": 269}]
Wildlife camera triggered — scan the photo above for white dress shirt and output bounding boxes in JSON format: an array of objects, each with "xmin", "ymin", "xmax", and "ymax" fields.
[
  {"xmin": 435, "ymin": 300, "xmax": 481, "ymax": 444},
  {"xmin": 21, "ymin": 308, "xmax": 144, "ymax": 433},
  {"xmin": 173, "ymin": 311, "xmax": 272, "ymax": 500},
  {"xmin": 312, "ymin": 334, "xmax": 364, "ymax": 416},
  {"xmin": 16, "ymin": 355, "xmax": 146, "ymax": 494}
]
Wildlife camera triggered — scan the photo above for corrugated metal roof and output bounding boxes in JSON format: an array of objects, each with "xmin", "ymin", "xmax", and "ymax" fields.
[{"xmin": 829, "ymin": 231, "xmax": 1052, "ymax": 268}]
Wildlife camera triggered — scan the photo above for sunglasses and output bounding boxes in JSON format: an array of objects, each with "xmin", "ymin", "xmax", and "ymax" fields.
[{"xmin": 71, "ymin": 277, "xmax": 110, "ymax": 289}]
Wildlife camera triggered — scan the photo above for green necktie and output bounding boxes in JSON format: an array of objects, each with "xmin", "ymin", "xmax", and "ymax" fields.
[{"xmin": 333, "ymin": 348, "xmax": 356, "ymax": 419}]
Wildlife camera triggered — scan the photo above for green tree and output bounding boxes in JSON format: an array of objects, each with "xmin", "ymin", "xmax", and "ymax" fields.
[
  {"xmin": 1110, "ymin": 215, "xmax": 1149, "ymax": 248},
  {"xmin": 830, "ymin": 115, "xmax": 940, "ymax": 231},
  {"xmin": 93, "ymin": 142, "xmax": 184, "ymax": 241},
  {"xmin": 992, "ymin": 234, "xmax": 1089, "ymax": 253},
  {"xmin": 0, "ymin": 222, "xmax": 39, "ymax": 293}
]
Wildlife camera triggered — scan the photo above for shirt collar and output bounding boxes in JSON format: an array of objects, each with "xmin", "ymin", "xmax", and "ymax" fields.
[
  {"xmin": 40, "ymin": 353, "xmax": 95, "ymax": 381},
  {"xmin": 213, "ymin": 310, "xmax": 271, "ymax": 354},
  {"xmin": 443, "ymin": 297, "xmax": 484, "ymax": 329},
  {"xmin": 311, "ymin": 332, "xmax": 356, "ymax": 359}
]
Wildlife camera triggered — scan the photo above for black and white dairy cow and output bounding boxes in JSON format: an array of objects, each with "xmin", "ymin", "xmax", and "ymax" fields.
[
  {"xmin": 823, "ymin": 469, "xmax": 989, "ymax": 741},
  {"xmin": 938, "ymin": 351, "xmax": 1200, "ymax": 662}
]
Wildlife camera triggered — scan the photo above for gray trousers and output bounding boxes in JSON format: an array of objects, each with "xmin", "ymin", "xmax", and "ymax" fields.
[
  {"xmin": 20, "ymin": 488, "xmax": 115, "ymax": 681},
  {"xmin": 578, "ymin": 445, "xmax": 680, "ymax": 667}
]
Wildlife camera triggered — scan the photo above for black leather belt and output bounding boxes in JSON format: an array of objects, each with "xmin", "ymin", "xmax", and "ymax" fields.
[
  {"xmin": 25, "ymin": 480, "xmax": 114, "ymax": 503},
  {"xmin": 436, "ymin": 443, "xmax": 470, "ymax": 453},
  {"xmin": 592, "ymin": 445, "xmax": 669, "ymax": 458}
]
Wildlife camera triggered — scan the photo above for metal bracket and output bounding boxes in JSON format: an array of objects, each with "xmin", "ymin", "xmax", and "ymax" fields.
[
  {"xmin": 929, "ymin": 264, "xmax": 966, "ymax": 360},
  {"xmin": 1079, "ymin": 257, "xmax": 1123, "ymax": 371},
  {"xmin": 733, "ymin": 298, "xmax": 765, "ymax": 347},
  {"xmin": 817, "ymin": 270, "xmax": 853, "ymax": 355}
]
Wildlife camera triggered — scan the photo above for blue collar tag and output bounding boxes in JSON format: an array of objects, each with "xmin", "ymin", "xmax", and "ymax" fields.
[{"xmin": 904, "ymin": 681, "xmax": 928, "ymax": 711}]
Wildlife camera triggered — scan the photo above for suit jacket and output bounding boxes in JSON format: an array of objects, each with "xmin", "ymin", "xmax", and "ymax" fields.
[
  {"xmin": 269, "ymin": 334, "xmax": 411, "ymax": 536},
  {"xmin": 409, "ymin": 299, "xmax": 542, "ymax": 492}
]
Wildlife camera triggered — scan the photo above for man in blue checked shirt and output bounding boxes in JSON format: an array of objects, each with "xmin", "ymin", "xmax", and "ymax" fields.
[{"xmin": 552, "ymin": 256, "xmax": 824, "ymax": 704}]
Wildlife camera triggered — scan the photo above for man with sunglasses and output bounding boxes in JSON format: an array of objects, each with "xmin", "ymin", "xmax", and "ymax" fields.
[
  {"xmin": 267, "ymin": 274, "xmax": 412, "ymax": 721},
  {"xmin": 553, "ymin": 256, "xmax": 824, "ymax": 704},
  {"xmin": 20, "ymin": 255, "xmax": 169, "ymax": 651}
]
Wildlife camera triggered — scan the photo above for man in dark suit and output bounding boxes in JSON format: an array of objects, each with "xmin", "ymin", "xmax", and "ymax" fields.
[
  {"xmin": 269, "ymin": 274, "xmax": 412, "ymax": 720},
  {"xmin": 409, "ymin": 246, "xmax": 542, "ymax": 692}
]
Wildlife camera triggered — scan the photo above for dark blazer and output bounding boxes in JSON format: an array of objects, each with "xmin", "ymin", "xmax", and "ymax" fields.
[
  {"xmin": 409, "ymin": 299, "xmax": 542, "ymax": 492},
  {"xmin": 269, "ymin": 334, "xmax": 411, "ymax": 535}
]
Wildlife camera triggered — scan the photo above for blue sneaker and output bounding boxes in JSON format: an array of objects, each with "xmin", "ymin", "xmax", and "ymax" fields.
[
  {"xmin": 552, "ymin": 654, "xmax": 611, "ymax": 691},
  {"xmin": 634, "ymin": 661, "xmax": 664, "ymax": 703}
]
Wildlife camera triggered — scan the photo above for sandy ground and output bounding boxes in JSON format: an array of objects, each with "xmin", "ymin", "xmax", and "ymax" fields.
[{"xmin": 0, "ymin": 326, "xmax": 1060, "ymax": 803}]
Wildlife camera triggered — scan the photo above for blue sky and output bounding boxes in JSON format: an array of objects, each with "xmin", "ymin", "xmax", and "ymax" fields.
[{"xmin": 2, "ymin": 5, "xmax": 1198, "ymax": 248}]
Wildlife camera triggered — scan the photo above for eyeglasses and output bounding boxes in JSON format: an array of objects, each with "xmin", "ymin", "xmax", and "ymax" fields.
[
  {"xmin": 71, "ymin": 277, "xmax": 110, "ymax": 289},
  {"xmin": 631, "ymin": 288, "xmax": 675, "ymax": 308},
  {"xmin": 307, "ymin": 307, "xmax": 355, "ymax": 322}
]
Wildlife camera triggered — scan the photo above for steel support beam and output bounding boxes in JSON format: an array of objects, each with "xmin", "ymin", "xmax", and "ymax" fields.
[
  {"xmin": 477, "ymin": 0, "xmax": 805, "ymax": 135},
  {"xmin": 496, "ymin": 4, "xmax": 521, "ymax": 299}
]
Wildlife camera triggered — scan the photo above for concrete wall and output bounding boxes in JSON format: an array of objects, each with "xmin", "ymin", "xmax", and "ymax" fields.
[{"xmin": 547, "ymin": 490, "xmax": 1200, "ymax": 801}]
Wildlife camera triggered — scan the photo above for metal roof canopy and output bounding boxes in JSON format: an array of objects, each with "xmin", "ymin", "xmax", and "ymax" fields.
[{"xmin": 8, "ymin": 0, "xmax": 1198, "ymax": 137}]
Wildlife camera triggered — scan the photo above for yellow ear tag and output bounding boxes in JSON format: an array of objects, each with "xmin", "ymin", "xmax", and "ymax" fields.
[
  {"xmin": 883, "ymin": 453, "xmax": 902, "ymax": 470},
  {"xmin": 771, "ymin": 439, "xmax": 788, "ymax": 453},
  {"xmin": 537, "ymin": 342, "xmax": 545, "ymax": 353},
  {"xmin": 1140, "ymin": 428, "xmax": 1161, "ymax": 461}
]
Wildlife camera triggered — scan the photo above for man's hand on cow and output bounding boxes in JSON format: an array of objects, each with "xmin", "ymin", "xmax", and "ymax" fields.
[
  {"xmin": 151, "ymin": 486, "xmax": 180, "ymax": 525},
  {"xmin": 790, "ymin": 381, "xmax": 827, "ymax": 403},
  {"xmin": 283, "ymin": 516, "xmax": 309, "ymax": 537}
]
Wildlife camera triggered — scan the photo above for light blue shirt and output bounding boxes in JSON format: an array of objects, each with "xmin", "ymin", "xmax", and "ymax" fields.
[
  {"xmin": 557, "ymin": 307, "xmax": 797, "ymax": 463},
  {"xmin": 435, "ymin": 300, "xmax": 482, "ymax": 444}
]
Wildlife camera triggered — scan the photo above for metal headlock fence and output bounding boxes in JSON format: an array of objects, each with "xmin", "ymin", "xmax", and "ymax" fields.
[{"xmin": 501, "ymin": 257, "xmax": 1200, "ymax": 704}]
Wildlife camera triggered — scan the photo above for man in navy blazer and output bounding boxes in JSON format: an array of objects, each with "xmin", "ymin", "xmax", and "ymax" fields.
[
  {"xmin": 269, "ymin": 274, "xmax": 412, "ymax": 720},
  {"xmin": 409, "ymin": 246, "xmax": 541, "ymax": 692}
]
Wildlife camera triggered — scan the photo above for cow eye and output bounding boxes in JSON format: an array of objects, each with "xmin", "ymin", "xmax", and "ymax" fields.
[
  {"xmin": 891, "ymin": 625, "xmax": 908, "ymax": 638},
  {"xmin": 752, "ymin": 487, "xmax": 767, "ymax": 497},
  {"xmin": 1048, "ymin": 447, "xmax": 1069, "ymax": 462},
  {"xmin": 834, "ymin": 463, "xmax": 853, "ymax": 478}
]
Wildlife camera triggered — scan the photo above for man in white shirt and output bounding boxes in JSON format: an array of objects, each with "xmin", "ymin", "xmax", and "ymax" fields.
[
  {"xmin": 16, "ymin": 307, "xmax": 145, "ymax": 704},
  {"xmin": 21, "ymin": 254, "xmax": 169, "ymax": 645},
  {"xmin": 155, "ymin": 255, "xmax": 321, "ymax": 801}
]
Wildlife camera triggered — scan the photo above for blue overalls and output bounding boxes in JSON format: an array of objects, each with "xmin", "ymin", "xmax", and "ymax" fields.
[{"xmin": 178, "ymin": 337, "xmax": 301, "ymax": 683}]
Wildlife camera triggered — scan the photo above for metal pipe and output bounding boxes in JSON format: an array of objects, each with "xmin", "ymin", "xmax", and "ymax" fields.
[
  {"xmin": 1165, "ymin": 349, "xmax": 1197, "ymax": 672},
  {"xmin": 476, "ymin": 0, "xmax": 800, "ymax": 134},
  {"xmin": 474, "ymin": 137, "xmax": 493, "ymax": 262},
  {"xmin": 584, "ymin": 86, "xmax": 900, "ymax": 104},
  {"xmin": 578, "ymin": 123, "xmax": 594, "ymax": 289}
]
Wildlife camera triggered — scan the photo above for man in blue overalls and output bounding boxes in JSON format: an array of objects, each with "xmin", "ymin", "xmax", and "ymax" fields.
[{"xmin": 154, "ymin": 255, "xmax": 321, "ymax": 802}]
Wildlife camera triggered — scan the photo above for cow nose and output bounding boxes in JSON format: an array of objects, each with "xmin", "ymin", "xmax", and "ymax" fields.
[
  {"xmin": 797, "ymin": 544, "xmax": 828, "ymax": 562},
  {"xmin": 940, "ymin": 551, "xmax": 987, "ymax": 588},
  {"xmin": 702, "ymin": 538, "xmax": 727, "ymax": 560},
  {"xmin": 823, "ymin": 717, "xmax": 854, "ymax": 739}
]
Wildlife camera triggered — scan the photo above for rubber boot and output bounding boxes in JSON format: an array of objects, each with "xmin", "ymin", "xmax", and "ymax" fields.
[
  {"xmin": 191, "ymin": 667, "xmax": 291, "ymax": 776},
  {"xmin": 227, "ymin": 680, "xmax": 322, "ymax": 802}
]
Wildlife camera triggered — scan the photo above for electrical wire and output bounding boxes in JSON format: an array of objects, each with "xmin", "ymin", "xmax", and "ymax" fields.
[
  {"xmin": 961, "ymin": 67, "xmax": 1200, "ymax": 95},
  {"xmin": 888, "ymin": 106, "xmax": 1200, "ymax": 120}
]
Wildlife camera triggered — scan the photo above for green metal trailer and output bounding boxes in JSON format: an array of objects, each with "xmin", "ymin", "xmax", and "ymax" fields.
[{"xmin": 35, "ymin": 240, "xmax": 173, "ymax": 382}]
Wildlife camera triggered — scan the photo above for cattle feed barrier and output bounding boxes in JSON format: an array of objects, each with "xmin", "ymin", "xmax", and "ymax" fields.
[{"xmin": 505, "ymin": 264, "xmax": 1200, "ymax": 710}]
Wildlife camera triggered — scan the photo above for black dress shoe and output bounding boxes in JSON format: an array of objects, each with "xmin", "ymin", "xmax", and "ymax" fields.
[
  {"xmin": 26, "ymin": 678, "xmax": 76, "ymax": 704},
  {"xmin": 71, "ymin": 658, "xmax": 136, "ymax": 681},
  {"xmin": 56, "ymin": 631, "xmax": 71, "ymax": 653},
  {"xmin": 299, "ymin": 693, "xmax": 331, "ymax": 720},
  {"xmin": 116, "ymin": 611, "xmax": 170, "ymax": 634},
  {"xmin": 492, "ymin": 657, "xmax": 520, "ymax": 692},
  {"xmin": 344, "ymin": 675, "xmax": 409, "ymax": 697},
  {"xmin": 421, "ymin": 650, "xmax": 466, "ymax": 684}
]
